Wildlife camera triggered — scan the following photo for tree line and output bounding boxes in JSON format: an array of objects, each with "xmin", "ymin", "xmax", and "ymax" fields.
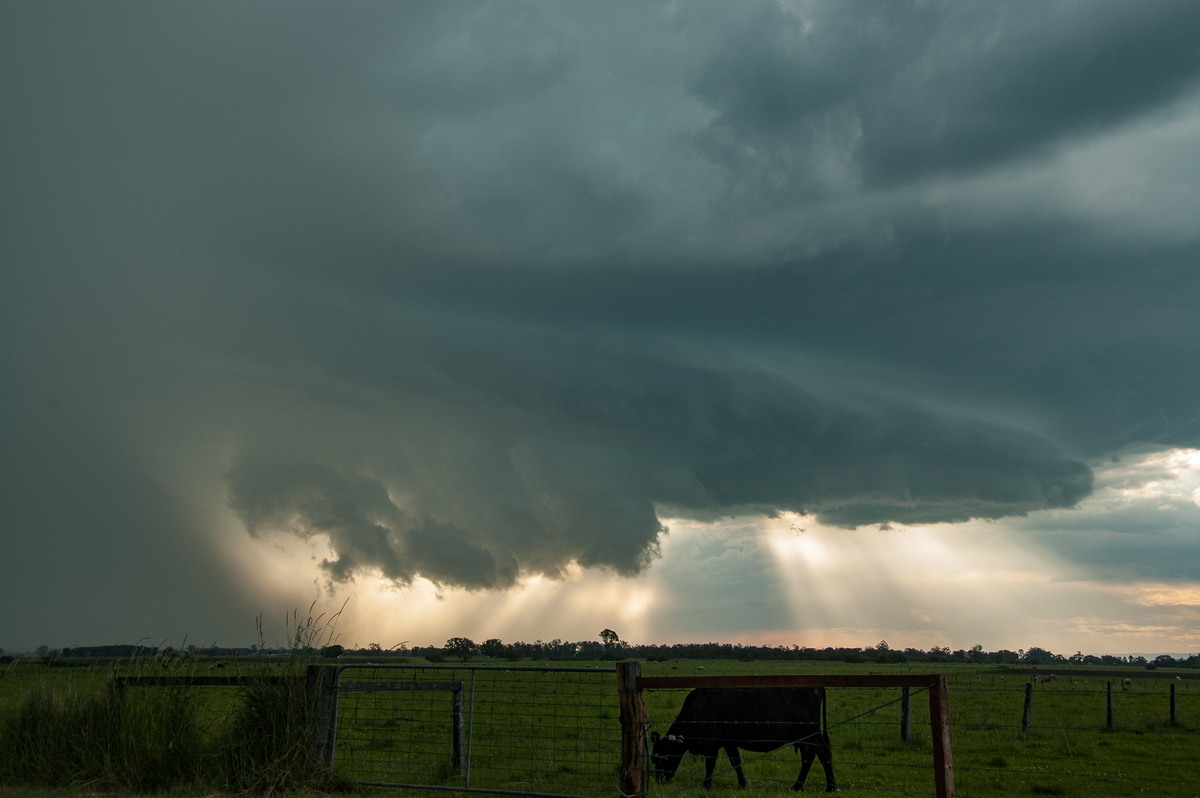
[
  {"xmin": 12, "ymin": 637, "xmax": 1197, "ymax": 670},
  {"xmin": 411, "ymin": 636, "xmax": 1198, "ymax": 669}
]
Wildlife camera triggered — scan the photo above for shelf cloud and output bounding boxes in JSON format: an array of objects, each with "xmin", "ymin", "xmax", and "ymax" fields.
[{"xmin": 3, "ymin": 0, "xmax": 1198, "ymax": 651}]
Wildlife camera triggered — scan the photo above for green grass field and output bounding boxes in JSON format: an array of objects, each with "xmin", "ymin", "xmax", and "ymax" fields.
[{"xmin": 2, "ymin": 657, "xmax": 1197, "ymax": 797}]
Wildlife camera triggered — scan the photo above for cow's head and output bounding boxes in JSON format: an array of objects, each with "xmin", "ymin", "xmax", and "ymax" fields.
[{"xmin": 649, "ymin": 731, "xmax": 687, "ymax": 783}]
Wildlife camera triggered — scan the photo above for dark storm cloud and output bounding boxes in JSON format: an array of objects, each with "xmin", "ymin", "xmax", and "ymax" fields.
[
  {"xmin": 3, "ymin": 1, "xmax": 1199, "ymax": 646},
  {"xmin": 219, "ymin": 324, "xmax": 1093, "ymax": 588},
  {"xmin": 688, "ymin": 0, "xmax": 1200, "ymax": 195},
  {"xmin": 226, "ymin": 456, "xmax": 519, "ymax": 589}
]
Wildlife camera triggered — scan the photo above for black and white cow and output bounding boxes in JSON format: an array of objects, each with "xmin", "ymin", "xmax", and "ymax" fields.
[{"xmin": 649, "ymin": 687, "xmax": 835, "ymax": 791}]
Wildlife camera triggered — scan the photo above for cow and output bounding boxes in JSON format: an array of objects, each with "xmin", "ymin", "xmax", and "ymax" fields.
[{"xmin": 649, "ymin": 687, "xmax": 835, "ymax": 792}]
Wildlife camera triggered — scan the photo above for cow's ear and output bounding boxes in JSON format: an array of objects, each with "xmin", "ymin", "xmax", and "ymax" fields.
[
  {"xmin": 667, "ymin": 734, "xmax": 681, "ymax": 742},
  {"xmin": 650, "ymin": 731, "xmax": 660, "ymax": 744}
]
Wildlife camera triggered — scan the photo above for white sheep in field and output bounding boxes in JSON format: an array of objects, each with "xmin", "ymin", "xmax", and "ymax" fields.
[{"xmin": 1122, "ymin": 678, "xmax": 1133, "ymax": 690}]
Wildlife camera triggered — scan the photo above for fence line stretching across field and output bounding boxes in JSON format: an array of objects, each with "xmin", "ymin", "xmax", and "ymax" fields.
[{"xmin": 100, "ymin": 663, "xmax": 1199, "ymax": 797}]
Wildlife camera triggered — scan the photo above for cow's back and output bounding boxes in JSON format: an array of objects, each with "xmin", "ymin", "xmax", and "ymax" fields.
[{"xmin": 669, "ymin": 687, "xmax": 824, "ymax": 753}]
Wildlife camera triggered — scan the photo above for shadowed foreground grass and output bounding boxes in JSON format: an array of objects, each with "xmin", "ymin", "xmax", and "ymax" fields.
[
  {"xmin": 0, "ymin": 659, "xmax": 350, "ymax": 794},
  {"xmin": 0, "ymin": 609, "xmax": 354, "ymax": 795}
]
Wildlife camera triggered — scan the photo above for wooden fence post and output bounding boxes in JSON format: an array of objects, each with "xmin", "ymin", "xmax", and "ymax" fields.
[
  {"xmin": 616, "ymin": 661, "xmax": 647, "ymax": 798},
  {"xmin": 900, "ymin": 686, "xmax": 911, "ymax": 741},
  {"xmin": 1021, "ymin": 683, "xmax": 1033, "ymax": 733},
  {"xmin": 927, "ymin": 674, "xmax": 955, "ymax": 798},
  {"xmin": 1170, "ymin": 683, "xmax": 1177, "ymax": 724},
  {"xmin": 1106, "ymin": 682, "xmax": 1114, "ymax": 730},
  {"xmin": 305, "ymin": 665, "xmax": 338, "ymax": 766}
]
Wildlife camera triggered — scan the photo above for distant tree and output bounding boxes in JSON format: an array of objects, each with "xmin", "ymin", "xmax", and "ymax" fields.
[
  {"xmin": 600, "ymin": 629, "xmax": 620, "ymax": 647},
  {"xmin": 321, "ymin": 644, "xmax": 344, "ymax": 659},
  {"xmin": 1020, "ymin": 646, "xmax": 1066, "ymax": 665},
  {"xmin": 480, "ymin": 638, "xmax": 505, "ymax": 658},
  {"xmin": 444, "ymin": 637, "xmax": 478, "ymax": 661},
  {"xmin": 367, "ymin": 642, "xmax": 382, "ymax": 652}
]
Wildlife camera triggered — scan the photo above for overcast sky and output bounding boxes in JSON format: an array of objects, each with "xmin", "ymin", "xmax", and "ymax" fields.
[{"xmin": 3, "ymin": 1, "xmax": 1199, "ymax": 656}]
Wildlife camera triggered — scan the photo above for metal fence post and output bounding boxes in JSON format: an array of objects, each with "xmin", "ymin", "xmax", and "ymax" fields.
[
  {"xmin": 452, "ymin": 684, "xmax": 466, "ymax": 776},
  {"xmin": 616, "ymin": 661, "xmax": 647, "ymax": 798},
  {"xmin": 900, "ymin": 686, "xmax": 911, "ymax": 741}
]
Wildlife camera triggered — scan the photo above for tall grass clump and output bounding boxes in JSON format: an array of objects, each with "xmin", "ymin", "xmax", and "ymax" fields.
[
  {"xmin": 219, "ymin": 602, "xmax": 346, "ymax": 793},
  {"xmin": 1, "ymin": 682, "xmax": 119, "ymax": 786},
  {"xmin": 0, "ymin": 601, "xmax": 349, "ymax": 794},
  {"xmin": 0, "ymin": 658, "xmax": 205, "ymax": 790}
]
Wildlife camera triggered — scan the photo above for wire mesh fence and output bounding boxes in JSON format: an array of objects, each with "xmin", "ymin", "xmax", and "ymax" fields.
[
  {"xmin": 3, "ymin": 660, "xmax": 1196, "ymax": 796},
  {"xmin": 638, "ymin": 670, "xmax": 1199, "ymax": 798},
  {"xmin": 331, "ymin": 664, "xmax": 619, "ymax": 796}
]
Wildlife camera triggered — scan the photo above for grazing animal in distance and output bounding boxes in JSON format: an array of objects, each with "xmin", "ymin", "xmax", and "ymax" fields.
[{"xmin": 650, "ymin": 687, "xmax": 835, "ymax": 791}]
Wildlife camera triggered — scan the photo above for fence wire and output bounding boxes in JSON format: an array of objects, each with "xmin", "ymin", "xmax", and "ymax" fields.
[
  {"xmin": 641, "ymin": 677, "xmax": 1199, "ymax": 798},
  {"xmin": 326, "ymin": 666, "xmax": 1197, "ymax": 797},
  {"xmin": 646, "ymin": 684, "xmax": 949, "ymax": 797},
  {"xmin": 331, "ymin": 664, "xmax": 618, "ymax": 796},
  {"xmin": 946, "ymin": 676, "xmax": 1199, "ymax": 798}
]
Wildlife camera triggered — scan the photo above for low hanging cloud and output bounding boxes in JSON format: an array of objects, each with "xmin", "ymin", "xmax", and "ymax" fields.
[
  {"xmin": 221, "ymin": 333, "xmax": 1093, "ymax": 589},
  {"xmin": 226, "ymin": 457, "xmax": 520, "ymax": 589}
]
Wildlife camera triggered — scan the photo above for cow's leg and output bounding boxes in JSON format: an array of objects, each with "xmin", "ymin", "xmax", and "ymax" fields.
[
  {"xmin": 793, "ymin": 744, "xmax": 815, "ymax": 791},
  {"xmin": 815, "ymin": 733, "xmax": 835, "ymax": 792},
  {"xmin": 724, "ymin": 745, "xmax": 747, "ymax": 788},
  {"xmin": 702, "ymin": 752, "xmax": 718, "ymax": 789}
]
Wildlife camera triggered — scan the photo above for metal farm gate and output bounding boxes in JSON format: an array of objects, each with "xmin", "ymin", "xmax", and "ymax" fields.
[{"xmin": 331, "ymin": 664, "xmax": 619, "ymax": 796}]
